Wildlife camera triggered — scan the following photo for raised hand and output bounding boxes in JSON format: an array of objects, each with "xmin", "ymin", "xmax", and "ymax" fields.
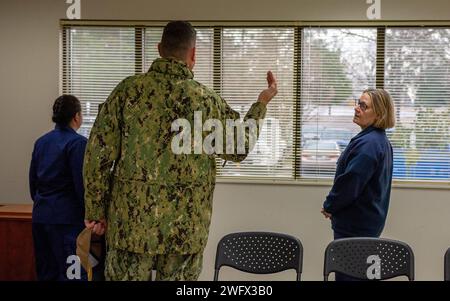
[{"xmin": 257, "ymin": 71, "xmax": 278, "ymax": 105}]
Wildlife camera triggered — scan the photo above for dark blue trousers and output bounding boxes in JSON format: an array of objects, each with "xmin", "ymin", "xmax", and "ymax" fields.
[{"xmin": 32, "ymin": 223, "xmax": 87, "ymax": 281}]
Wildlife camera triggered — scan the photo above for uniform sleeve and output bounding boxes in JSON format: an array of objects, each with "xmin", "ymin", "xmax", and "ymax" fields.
[
  {"xmin": 83, "ymin": 82, "xmax": 124, "ymax": 221},
  {"xmin": 323, "ymin": 148, "xmax": 378, "ymax": 215},
  {"xmin": 29, "ymin": 146, "xmax": 37, "ymax": 202},
  {"xmin": 68, "ymin": 138, "xmax": 87, "ymax": 207},
  {"xmin": 213, "ymin": 94, "xmax": 267, "ymax": 162}
]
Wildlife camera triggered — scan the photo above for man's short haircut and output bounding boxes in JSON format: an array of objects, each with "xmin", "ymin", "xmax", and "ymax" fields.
[{"xmin": 160, "ymin": 21, "xmax": 197, "ymax": 60}]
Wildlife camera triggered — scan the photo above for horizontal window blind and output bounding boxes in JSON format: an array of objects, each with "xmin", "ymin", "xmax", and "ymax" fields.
[
  {"xmin": 142, "ymin": 27, "xmax": 162, "ymax": 70},
  {"xmin": 385, "ymin": 28, "xmax": 450, "ymax": 181},
  {"xmin": 62, "ymin": 27, "xmax": 136, "ymax": 137},
  {"xmin": 300, "ymin": 28, "xmax": 377, "ymax": 178},
  {"xmin": 217, "ymin": 28, "xmax": 295, "ymax": 178}
]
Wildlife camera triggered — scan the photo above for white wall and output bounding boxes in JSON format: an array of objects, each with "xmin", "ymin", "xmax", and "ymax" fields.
[{"xmin": 1, "ymin": 0, "xmax": 449, "ymax": 280}]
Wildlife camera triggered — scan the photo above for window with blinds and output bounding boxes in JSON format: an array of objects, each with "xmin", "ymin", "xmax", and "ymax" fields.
[
  {"xmin": 300, "ymin": 28, "xmax": 377, "ymax": 178},
  {"xmin": 62, "ymin": 25, "xmax": 295, "ymax": 180},
  {"xmin": 61, "ymin": 23, "xmax": 450, "ymax": 183},
  {"xmin": 217, "ymin": 28, "xmax": 295, "ymax": 178},
  {"xmin": 62, "ymin": 27, "xmax": 135, "ymax": 137},
  {"xmin": 385, "ymin": 28, "xmax": 450, "ymax": 181}
]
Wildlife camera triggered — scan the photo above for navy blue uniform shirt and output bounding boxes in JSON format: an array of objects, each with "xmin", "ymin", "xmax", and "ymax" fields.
[
  {"xmin": 29, "ymin": 125, "xmax": 87, "ymax": 225},
  {"xmin": 323, "ymin": 126, "xmax": 393, "ymax": 237}
]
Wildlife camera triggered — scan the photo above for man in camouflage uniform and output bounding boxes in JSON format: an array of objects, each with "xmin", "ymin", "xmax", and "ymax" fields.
[{"xmin": 83, "ymin": 21, "xmax": 278, "ymax": 281}]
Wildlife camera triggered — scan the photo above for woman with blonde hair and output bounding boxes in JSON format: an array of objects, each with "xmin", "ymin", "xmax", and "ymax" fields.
[{"xmin": 321, "ymin": 88, "xmax": 396, "ymax": 281}]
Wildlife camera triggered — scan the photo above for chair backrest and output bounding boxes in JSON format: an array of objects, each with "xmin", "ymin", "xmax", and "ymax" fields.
[
  {"xmin": 214, "ymin": 232, "xmax": 303, "ymax": 281},
  {"xmin": 324, "ymin": 237, "xmax": 414, "ymax": 281},
  {"xmin": 445, "ymin": 248, "xmax": 450, "ymax": 281}
]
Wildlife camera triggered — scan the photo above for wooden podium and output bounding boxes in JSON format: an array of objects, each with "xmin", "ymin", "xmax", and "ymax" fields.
[{"xmin": 0, "ymin": 204, "xmax": 36, "ymax": 280}]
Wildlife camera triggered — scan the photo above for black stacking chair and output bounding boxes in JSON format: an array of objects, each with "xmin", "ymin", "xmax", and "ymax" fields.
[
  {"xmin": 214, "ymin": 232, "xmax": 303, "ymax": 281},
  {"xmin": 445, "ymin": 248, "xmax": 450, "ymax": 281},
  {"xmin": 324, "ymin": 237, "xmax": 414, "ymax": 281}
]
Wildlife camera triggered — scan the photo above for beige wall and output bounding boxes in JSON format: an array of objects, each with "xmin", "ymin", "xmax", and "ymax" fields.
[{"xmin": 0, "ymin": 0, "xmax": 449, "ymax": 280}]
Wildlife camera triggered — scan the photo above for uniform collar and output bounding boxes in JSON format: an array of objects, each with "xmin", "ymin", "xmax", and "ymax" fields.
[
  {"xmin": 148, "ymin": 57, "xmax": 194, "ymax": 80},
  {"xmin": 55, "ymin": 124, "xmax": 77, "ymax": 134},
  {"xmin": 351, "ymin": 125, "xmax": 383, "ymax": 142}
]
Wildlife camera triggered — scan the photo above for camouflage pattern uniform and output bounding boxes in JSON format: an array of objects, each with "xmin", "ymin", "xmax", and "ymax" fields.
[{"xmin": 83, "ymin": 57, "xmax": 267, "ymax": 280}]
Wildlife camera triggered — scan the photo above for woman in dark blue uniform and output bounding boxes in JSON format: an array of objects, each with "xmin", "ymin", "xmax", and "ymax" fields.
[
  {"xmin": 29, "ymin": 95, "xmax": 87, "ymax": 280},
  {"xmin": 321, "ymin": 88, "xmax": 396, "ymax": 281}
]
